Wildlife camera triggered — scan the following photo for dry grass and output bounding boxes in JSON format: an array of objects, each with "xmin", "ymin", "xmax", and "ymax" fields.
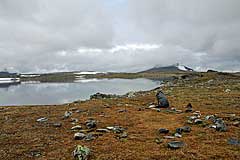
[{"xmin": 0, "ymin": 73, "xmax": 239, "ymax": 160}]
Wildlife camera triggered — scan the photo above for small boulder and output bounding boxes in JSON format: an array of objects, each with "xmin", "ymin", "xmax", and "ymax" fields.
[
  {"xmin": 74, "ymin": 133, "xmax": 86, "ymax": 140},
  {"xmin": 73, "ymin": 145, "xmax": 90, "ymax": 160},
  {"xmin": 63, "ymin": 111, "xmax": 72, "ymax": 119},
  {"xmin": 85, "ymin": 120, "xmax": 97, "ymax": 129},
  {"xmin": 168, "ymin": 141, "xmax": 185, "ymax": 149},
  {"xmin": 158, "ymin": 128, "xmax": 169, "ymax": 134},
  {"xmin": 194, "ymin": 119, "xmax": 203, "ymax": 124},
  {"xmin": 156, "ymin": 91, "xmax": 169, "ymax": 108}
]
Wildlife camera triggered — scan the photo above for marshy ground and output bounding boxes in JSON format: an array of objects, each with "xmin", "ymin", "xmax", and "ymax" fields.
[{"xmin": 0, "ymin": 72, "xmax": 239, "ymax": 159}]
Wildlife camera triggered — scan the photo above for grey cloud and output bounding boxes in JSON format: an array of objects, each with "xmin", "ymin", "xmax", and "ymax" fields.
[{"xmin": 0, "ymin": 0, "xmax": 240, "ymax": 72}]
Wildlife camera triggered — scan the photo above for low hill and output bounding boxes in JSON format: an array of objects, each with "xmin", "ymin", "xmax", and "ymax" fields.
[{"xmin": 140, "ymin": 64, "xmax": 194, "ymax": 73}]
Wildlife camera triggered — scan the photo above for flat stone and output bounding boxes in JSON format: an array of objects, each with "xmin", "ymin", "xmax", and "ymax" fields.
[
  {"xmin": 164, "ymin": 136, "xmax": 175, "ymax": 139},
  {"xmin": 194, "ymin": 119, "xmax": 203, "ymax": 124},
  {"xmin": 74, "ymin": 133, "xmax": 86, "ymax": 140},
  {"xmin": 168, "ymin": 141, "xmax": 185, "ymax": 149},
  {"xmin": 36, "ymin": 117, "xmax": 48, "ymax": 122},
  {"xmin": 174, "ymin": 133, "xmax": 182, "ymax": 138},
  {"xmin": 158, "ymin": 128, "xmax": 169, "ymax": 134},
  {"xmin": 148, "ymin": 105, "xmax": 156, "ymax": 108},
  {"xmin": 71, "ymin": 125, "xmax": 82, "ymax": 130},
  {"xmin": 96, "ymin": 129, "xmax": 110, "ymax": 133},
  {"xmin": 52, "ymin": 122, "xmax": 62, "ymax": 127}
]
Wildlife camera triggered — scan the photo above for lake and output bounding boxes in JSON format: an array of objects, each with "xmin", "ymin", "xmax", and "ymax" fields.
[{"xmin": 0, "ymin": 78, "xmax": 162, "ymax": 106}]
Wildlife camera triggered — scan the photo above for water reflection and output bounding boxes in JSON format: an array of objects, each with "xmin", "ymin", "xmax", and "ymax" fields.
[{"xmin": 0, "ymin": 78, "xmax": 161, "ymax": 106}]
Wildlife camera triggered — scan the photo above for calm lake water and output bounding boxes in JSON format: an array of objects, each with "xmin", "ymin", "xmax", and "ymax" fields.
[{"xmin": 0, "ymin": 78, "xmax": 161, "ymax": 106}]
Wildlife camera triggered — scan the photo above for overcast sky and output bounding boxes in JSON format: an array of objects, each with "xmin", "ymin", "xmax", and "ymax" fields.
[{"xmin": 0, "ymin": 0, "xmax": 240, "ymax": 73}]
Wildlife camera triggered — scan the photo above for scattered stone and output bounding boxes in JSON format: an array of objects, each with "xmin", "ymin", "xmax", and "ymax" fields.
[
  {"xmin": 209, "ymin": 125, "xmax": 217, "ymax": 129},
  {"xmin": 181, "ymin": 126, "xmax": 191, "ymax": 132},
  {"xmin": 232, "ymin": 121, "xmax": 240, "ymax": 126},
  {"xmin": 36, "ymin": 117, "xmax": 48, "ymax": 123},
  {"xmin": 164, "ymin": 136, "xmax": 175, "ymax": 139},
  {"xmin": 96, "ymin": 129, "xmax": 110, "ymax": 133},
  {"xmin": 156, "ymin": 108, "xmax": 161, "ymax": 112},
  {"xmin": 205, "ymin": 115, "xmax": 216, "ymax": 121},
  {"xmin": 225, "ymin": 89, "xmax": 231, "ymax": 93},
  {"xmin": 228, "ymin": 138, "xmax": 240, "ymax": 146},
  {"xmin": 73, "ymin": 145, "xmax": 90, "ymax": 160},
  {"xmin": 158, "ymin": 128, "xmax": 169, "ymax": 134},
  {"xmin": 176, "ymin": 128, "xmax": 183, "ymax": 134},
  {"xmin": 70, "ymin": 118, "xmax": 79, "ymax": 123},
  {"xmin": 71, "ymin": 125, "xmax": 82, "ymax": 130},
  {"xmin": 148, "ymin": 105, "xmax": 156, "ymax": 108},
  {"xmin": 85, "ymin": 120, "xmax": 97, "ymax": 129},
  {"xmin": 30, "ymin": 150, "xmax": 41, "ymax": 157},
  {"xmin": 185, "ymin": 103, "xmax": 193, "ymax": 112},
  {"xmin": 215, "ymin": 119, "xmax": 227, "ymax": 132},
  {"xmin": 107, "ymin": 126, "xmax": 125, "ymax": 134},
  {"xmin": 63, "ymin": 111, "xmax": 72, "ymax": 119},
  {"xmin": 156, "ymin": 91, "xmax": 169, "ymax": 108},
  {"xmin": 174, "ymin": 133, "xmax": 182, "ymax": 138},
  {"xmin": 187, "ymin": 120, "xmax": 193, "ymax": 124},
  {"xmin": 52, "ymin": 122, "xmax": 62, "ymax": 128},
  {"xmin": 194, "ymin": 119, "xmax": 203, "ymax": 124},
  {"xmin": 189, "ymin": 116, "xmax": 198, "ymax": 121},
  {"xmin": 168, "ymin": 141, "xmax": 185, "ymax": 149},
  {"xmin": 84, "ymin": 134, "xmax": 95, "ymax": 141},
  {"xmin": 118, "ymin": 109, "xmax": 127, "ymax": 113},
  {"xmin": 126, "ymin": 91, "xmax": 135, "ymax": 98},
  {"xmin": 117, "ymin": 132, "xmax": 128, "ymax": 139},
  {"xmin": 90, "ymin": 92, "xmax": 120, "ymax": 99},
  {"xmin": 74, "ymin": 133, "xmax": 86, "ymax": 140},
  {"xmin": 155, "ymin": 137, "xmax": 163, "ymax": 144}
]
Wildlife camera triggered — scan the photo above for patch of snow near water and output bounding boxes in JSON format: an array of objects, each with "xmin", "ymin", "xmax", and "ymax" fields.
[
  {"xmin": 74, "ymin": 78, "xmax": 102, "ymax": 83},
  {"xmin": 0, "ymin": 78, "xmax": 20, "ymax": 83}
]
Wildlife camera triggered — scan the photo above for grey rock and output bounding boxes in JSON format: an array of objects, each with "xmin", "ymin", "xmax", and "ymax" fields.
[
  {"xmin": 228, "ymin": 138, "xmax": 240, "ymax": 146},
  {"xmin": 215, "ymin": 119, "xmax": 227, "ymax": 132},
  {"xmin": 118, "ymin": 132, "xmax": 128, "ymax": 139},
  {"xmin": 36, "ymin": 117, "xmax": 48, "ymax": 122},
  {"xmin": 174, "ymin": 133, "xmax": 182, "ymax": 138},
  {"xmin": 71, "ymin": 125, "xmax": 82, "ymax": 130},
  {"xmin": 164, "ymin": 136, "xmax": 175, "ymax": 139},
  {"xmin": 194, "ymin": 119, "xmax": 203, "ymax": 124},
  {"xmin": 182, "ymin": 126, "xmax": 191, "ymax": 132},
  {"xmin": 168, "ymin": 141, "xmax": 185, "ymax": 149},
  {"xmin": 156, "ymin": 91, "xmax": 169, "ymax": 108},
  {"xmin": 85, "ymin": 120, "xmax": 97, "ymax": 129},
  {"xmin": 63, "ymin": 111, "xmax": 72, "ymax": 119},
  {"xmin": 96, "ymin": 129, "xmax": 110, "ymax": 133},
  {"xmin": 73, "ymin": 145, "xmax": 90, "ymax": 160},
  {"xmin": 52, "ymin": 122, "xmax": 62, "ymax": 127},
  {"xmin": 74, "ymin": 133, "xmax": 86, "ymax": 140},
  {"xmin": 158, "ymin": 128, "xmax": 169, "ymax": 134},
  {"xmin": 176, "ymin": 128, "xmax": 183, "ymax": 134},
  {"xmin": 84, "ymin": 134, "xmax": 95, "ymax": 141}
]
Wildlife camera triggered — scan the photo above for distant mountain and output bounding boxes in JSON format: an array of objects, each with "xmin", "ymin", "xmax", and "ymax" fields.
[
  {"xmin": 0, "ymin": 71, "xmax": 19, "ymax": 78},
  {"xmin": 141, "ymin": 64, "xmax": 194, "ymax": 73}
]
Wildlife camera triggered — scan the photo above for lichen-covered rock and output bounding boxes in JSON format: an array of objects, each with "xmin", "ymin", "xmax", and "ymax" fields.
[{"xmin": 73, "ymin": 145, "xmax": 90, "ymax": 160}]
